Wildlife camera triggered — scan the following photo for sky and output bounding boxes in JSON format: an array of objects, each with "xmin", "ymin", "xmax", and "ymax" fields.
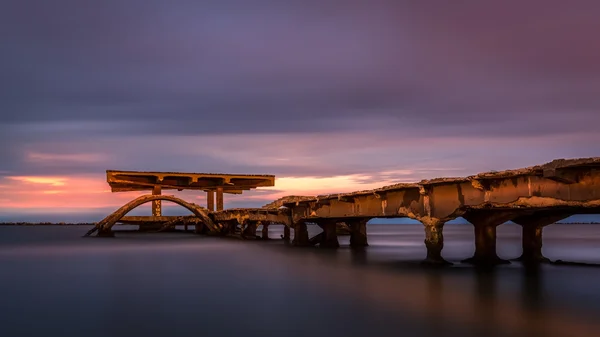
[{"xmin": 1, "ymin": 0, "xmax": 600, "ymax": 222}]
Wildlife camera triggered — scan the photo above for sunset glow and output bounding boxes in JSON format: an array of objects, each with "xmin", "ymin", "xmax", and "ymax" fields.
[{"xmin": 1, "ymin": 0, "xmax": 599, "ymax": 222}]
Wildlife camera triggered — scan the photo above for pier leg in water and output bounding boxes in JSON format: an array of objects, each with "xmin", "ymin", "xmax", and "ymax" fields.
[
  {"xmin": 462, "ymin": 211, "xmax": 516, "ymax": 266},
  {"xmin": 97, "ymin": 227, "xmax": 114, "ymax": 237},
  {"xmin": 319, "ymin": 220, "xmax": 340, "ymax": 248},
  {"xmin": 194, "ymin": 222, "xmax": 205, "ymax": 234},
  {"xmin": 261, "ymin": 222, "xmax": 269, "ymax": 240},
  {"xmin": 348, "ymin": 219, "xmax": 369, "ymax": 248},
  {"xmin": 241, "ymin": 221, "xmax": 256, "ymax": 238},
  {"xmin": 421, "ymin": 218, "xmax": 451, "ymax": 265},
  {"xmin": 513, "ymin": 212, "xmax": 571, "ymax": 264},
  {"xmin": 283, "ymin": 225, "xmax": 291, "ymax": 241},
  {"xmin": 292, "ymin": 222, "xmax": 309, "ymax": 247}
]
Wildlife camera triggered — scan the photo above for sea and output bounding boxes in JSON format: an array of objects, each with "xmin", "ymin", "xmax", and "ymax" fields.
[{"xmin": 1, "ymin": 223, "xmax": 600, "ymax": 337}]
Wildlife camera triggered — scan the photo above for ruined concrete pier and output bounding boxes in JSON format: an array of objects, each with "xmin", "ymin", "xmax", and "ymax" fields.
[{"xmin": 87, "ymin": 157, "xmax": 600, "ymax": 266}]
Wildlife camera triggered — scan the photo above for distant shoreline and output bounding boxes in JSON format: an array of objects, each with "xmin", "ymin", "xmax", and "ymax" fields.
[
  {"xmin": 1, "ymin": 222, "xmax": 599, "ymax": 226},
  {"xmin": 0, "ymin": 222, "xmax": 96, "ymax": 226}
]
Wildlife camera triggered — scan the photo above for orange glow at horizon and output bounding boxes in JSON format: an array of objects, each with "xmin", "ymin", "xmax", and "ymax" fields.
[{"xmin": 0, "ymin": 172, "xmax": 411, "ymax": 211}]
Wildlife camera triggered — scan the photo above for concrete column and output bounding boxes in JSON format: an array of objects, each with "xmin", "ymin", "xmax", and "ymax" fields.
[
  {"xmin": 283, "ymin": 225, "xmax": 291, "ymax": 241},
  {"xmin": 206, "ymin": 190, "xmax": 215, "ymax": 211},
  {"xmin": 462, "ymin": 211, "xmax": 516, "ymax": 265},
  {"xmin": 194, "ymin": 222, "xmax": 205, "ymax": 234},
  {"xmin": 348, "ymin": 219, "xmax": 369, "ymax": 248},
  {"xmin": 97, "ymin": 227, "xmax": 115, "ymax": 237},
  {"xmin": 292, "ymin": 222, "xmax": 309, "ymax": 247},
  {"xmin": 319, "ymin": 220, "xmax": 340, "ymax": 248},
  {"xmin": 261, "ymin": 222, "xmax": 269, "ymax": 240},
  {"xmin": 216, "ymin": 186, "xmax": 224, "ymax": 211},
  {"xmin": 152, "ymin": 185, "xmax": 162, "ymax": 216},
  {"xmin": 242, "ymin": 221, "xmax": 256, "ymax": 238},
  {"xmin": 513, "ymin": 212, "xmax": 570, "ymax": 264},
  {"xmin": 421, "ymin": 218, "xmax": 451, "ymax": 265}
]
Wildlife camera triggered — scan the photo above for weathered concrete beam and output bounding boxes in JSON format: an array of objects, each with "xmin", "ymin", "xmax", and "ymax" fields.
[
  {"xmin": 543, "ymin": 168, "xmax": 577, "ymax": 184},
  {"xmin": 283, "ymin": 160, "xmax": 600, "ymax": 226},
  {"xmin": 211, "ymin": 208, "xmax": 290, "ymax": 225}
]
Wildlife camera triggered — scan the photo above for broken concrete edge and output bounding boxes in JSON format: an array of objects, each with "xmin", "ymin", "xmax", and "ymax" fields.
[
  {"xmin": 262, "ymin": 196, "xmax": 318, "ymax": 209},
  {"xmin": 273, "ymin": 157, "xmax": 600, "ymax": 207},
  {"xmin": 91, "ymin": 196, "xmax": 599, "ymax": 231},
  {"xmin": 106, "ymin": 170, "xmax": 276, "ymax": 178}
]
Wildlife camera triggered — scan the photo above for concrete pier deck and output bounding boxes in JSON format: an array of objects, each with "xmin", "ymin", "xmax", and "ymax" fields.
[{"xmin": 89, "ymin": 157, "xmax": 600, "ymax": 266}]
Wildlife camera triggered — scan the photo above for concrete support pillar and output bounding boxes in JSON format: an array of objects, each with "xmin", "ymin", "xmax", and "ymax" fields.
[
  {"xmin": 152, "ymin": 185, "xmax": 162, "ymax": 216},
  {"xmin": 462, "ymin": 211, "xmax": 516, "ymax": 265},
  {"xmin": 228, "ymin": 221, "xmax": 239, "ymax": 235},
  {"xmin": 421, "ymin": 218, "xmax": 451, "ymax": 265},
  {"xmin": 348, "ymin": 219, "xmax": 369, "ymax": 248},
  {"xmin": 194, "ymin": 222, "xmax": 205, "ymax": 234},
  {"xmin": 319, "ymin": 220, "xmax": 340, "ymax": 248},
  {"xmin": 512, "ymin": 212, "xmax": 570, "ymax": 264},
  {"xmin": 292, "ymin": 222, "xmax": 309, "ymax": 247},
  {"xmin": 98, "ymin": 227, "xmax": 114, "ymax": 237},
  {"xmin": 283, "ymin": 225, "xmax": 291, "ymax": 241},
  {"xmin": 261, "ymin": 222, "xmax": 269, "ymax": 240},
  {"xmin": 206, "ymin": 190, "xmax": 215, "ymax": 211},
  {"xmin": 216, "ymin": 187, "xmax": 224, "ymax": 211},
  {"xmin": 138, "ymin": 222, "xmax": 163, "ymax": 232},
  {"xmin": 242, "ymin": 221, "xmax": 256, "ymax": 238}
]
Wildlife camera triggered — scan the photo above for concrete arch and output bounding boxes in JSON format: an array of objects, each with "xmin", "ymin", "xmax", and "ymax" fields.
[{"xmin": 92, "ymin": 194, "xmax": 218, "ymax": 235}]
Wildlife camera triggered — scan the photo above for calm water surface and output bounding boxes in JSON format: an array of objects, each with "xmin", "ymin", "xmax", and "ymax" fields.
[{"xmin": 1, "ymin": 223, "xmax": 600, "ymax": 337}]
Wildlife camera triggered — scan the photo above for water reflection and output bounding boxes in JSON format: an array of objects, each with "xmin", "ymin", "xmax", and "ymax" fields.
[{"xmin": 0, "ymin": 225, "xmax": 599, "ymax": 337}]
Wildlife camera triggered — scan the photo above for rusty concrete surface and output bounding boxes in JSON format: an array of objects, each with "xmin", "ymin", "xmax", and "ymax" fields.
[
  {"xmin": 106, "ymin": 170, "xmax": 275, "ymax": 193},
  {"xmin": 279, "ymin": 157, "xmax": 600, "ymax": 224},
  {"xmin": 91, "ymin": 157, "xmax": 600, "ymax": 265}
]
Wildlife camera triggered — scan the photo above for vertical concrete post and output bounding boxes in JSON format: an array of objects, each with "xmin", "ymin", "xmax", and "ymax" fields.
[
  {"xmin": 152, "ymin": 185, "xmax": 162, "ymax": 216},
  {"xmin": 98, "ymin": 227, "xmax": 115, "ymax": 237},
  {"xmin": 319, "ymin": 220, "xmax": 340, "ymax": 248},
  {"xmin": 206, "ymin": 190, "xmax": 215, "ymax": 211},
  {"xmin": 261, "ymin": 222, "xmax": 269, "ymax": 240},
  {"xmin": 348, "ymin": 219, "xmax": 369, "ymax": 248},
  {"xmin": 292, "ymin": 222, "xmax": 309, "ymax": 247},
  {"xmin": 512, "ymin": 213, "xmax": 570, "ymax": 264},
  {"xmin": 242, "ymin": 221, "xmax": 256, "ymax": 238},
  {"xmin": 283, "ymin": 225, "xmax": 291, "ymax": 241},
  {"xmin": 216, "ymin": 186, "xmax": 224, "ymax": 211},
  {"xmin": 194, "ymin": 222, "xmax": 205, "ymax": 234},
  {"xmin": 421, "ymin": 218, "xmax": 451, "ymax": 265},
  {"xmin": 462, "ymin": 211, "xmax": 516, "ymax": 265}
]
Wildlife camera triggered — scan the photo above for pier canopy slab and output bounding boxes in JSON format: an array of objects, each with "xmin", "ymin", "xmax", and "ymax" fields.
[{"xmin": 106, "ymin": 170, "xmax": 275, "ymax": 194}]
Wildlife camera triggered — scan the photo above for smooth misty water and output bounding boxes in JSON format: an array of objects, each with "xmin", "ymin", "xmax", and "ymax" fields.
[{"xmin": 1, "ymin": 224, "xmax": 600, "ymax": 337}]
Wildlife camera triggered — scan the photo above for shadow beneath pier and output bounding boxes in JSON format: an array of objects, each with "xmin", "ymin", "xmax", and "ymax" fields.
[{"xmin": 550, "ymin": 260, "xmax": 600, "ymax": 268}]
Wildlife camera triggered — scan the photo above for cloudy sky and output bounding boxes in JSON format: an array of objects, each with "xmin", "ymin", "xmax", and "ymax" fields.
[{"xmin": 1, "ymin": 0, "xmax": 599, "ymax": 221}]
